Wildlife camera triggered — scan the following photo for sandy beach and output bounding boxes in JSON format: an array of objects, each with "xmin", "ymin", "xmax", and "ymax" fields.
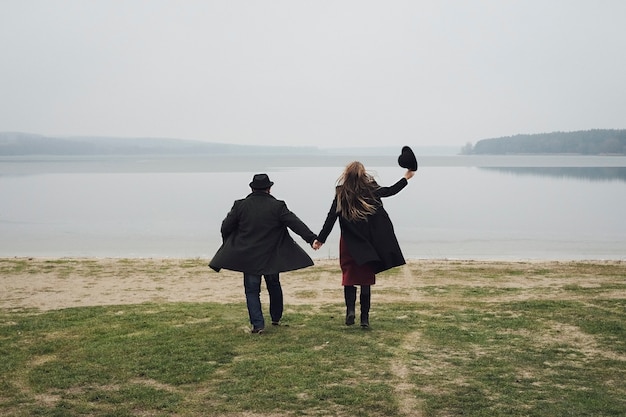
[{"xmin": 1, "ymin": 257, "xmax": 624, "ymax": 311}]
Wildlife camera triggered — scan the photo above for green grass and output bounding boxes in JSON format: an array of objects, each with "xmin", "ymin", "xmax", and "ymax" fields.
[
  {"xmin": 1, "ymin": 296, "xmax": 625, "ymax": 416},
  {"xmin": 1, "ymin": 257, "xmax": 625, "ymax": 416}
]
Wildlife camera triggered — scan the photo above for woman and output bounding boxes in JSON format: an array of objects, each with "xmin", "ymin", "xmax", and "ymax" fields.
[{"xmin": 314, "ymin": 162, "xmax": 414, "ymax": 328}]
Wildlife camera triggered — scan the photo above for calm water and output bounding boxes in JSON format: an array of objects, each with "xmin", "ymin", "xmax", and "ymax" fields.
[{"xmin": 1, "ymin": 155, "xmax": 625, "ymax": 260}]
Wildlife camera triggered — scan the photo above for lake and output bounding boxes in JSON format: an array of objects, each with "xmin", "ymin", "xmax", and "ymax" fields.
[{"xmin": 1, "ymin": 154, "xmax": 625, "ymax": 260}]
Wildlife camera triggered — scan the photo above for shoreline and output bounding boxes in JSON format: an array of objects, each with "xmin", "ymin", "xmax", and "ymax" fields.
[
  {"xmin": 4, "ymin": 254, "xmax": 625, "ymax": 262},
  {"xmin": 1, "ymin": 257, "xmax": 624, "ymax": 312}
]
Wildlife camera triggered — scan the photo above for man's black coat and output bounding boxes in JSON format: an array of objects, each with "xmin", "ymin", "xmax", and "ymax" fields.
[{"xmin": 209, "ymin": 191, "xmax": 317, "ymax": 275}]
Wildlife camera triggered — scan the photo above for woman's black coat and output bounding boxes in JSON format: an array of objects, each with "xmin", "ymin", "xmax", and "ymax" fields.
[
  {"xmin": 209, "ymin": 191, "xmax": 317, "ymax": 275},
  {"xmin": 317, "ymin": 178, "xmax": 408, "ymax": 274}
]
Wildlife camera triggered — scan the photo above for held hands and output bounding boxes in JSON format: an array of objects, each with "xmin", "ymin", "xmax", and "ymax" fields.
[
  {"xmin": 404, "ymin": 169, "xmax": 415, "ymax": 180},
  {"xmin": 312, "ymin": 239, "xmax": 323, "ymax": 250}
]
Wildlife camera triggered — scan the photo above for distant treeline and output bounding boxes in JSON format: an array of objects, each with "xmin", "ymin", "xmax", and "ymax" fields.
[
  {"xmin": 0, "ymin": 132, "xmax": 322, "ymax": 156},
  {"xmin": 462, "ymin": 130, "xmax": 626, "ymax": 155},
  {"xmin": 0, "ymin": 132, "xmax": 451, "ymax": 157}
]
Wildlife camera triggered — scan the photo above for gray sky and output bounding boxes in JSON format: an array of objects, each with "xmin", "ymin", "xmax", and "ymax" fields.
[{"xmin": 1, "ymin": 1, "xmax": 625, "ymax": 148}]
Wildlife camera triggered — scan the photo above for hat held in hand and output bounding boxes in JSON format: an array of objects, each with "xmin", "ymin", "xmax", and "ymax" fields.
[
  {"xmin": 249, "ymin": 173, "xmax": 274, "ymax": 189},
  {"xmin": 398, "ymin": 146, "xmax": 418, "ymax": 171}
]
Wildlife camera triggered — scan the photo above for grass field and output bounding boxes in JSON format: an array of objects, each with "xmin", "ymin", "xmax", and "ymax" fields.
[{"xmin": 1, "ymin": 258, "xmax": 625, "ymax": 416}]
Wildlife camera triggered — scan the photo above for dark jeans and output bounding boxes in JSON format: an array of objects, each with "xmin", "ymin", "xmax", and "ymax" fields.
[{"xmin": 243, "ymin": 273, "xmax": 283, "ymax": 330}]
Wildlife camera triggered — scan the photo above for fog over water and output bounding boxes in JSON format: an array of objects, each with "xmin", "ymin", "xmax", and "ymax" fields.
[{"xmin": 1, "ymin": 155, "xmax": 625, "ymax": 260}]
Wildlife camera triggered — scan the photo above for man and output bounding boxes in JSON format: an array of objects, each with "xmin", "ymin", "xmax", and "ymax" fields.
[{"xmin": 209, "ymin": 173, "xmax": 318, "ymax": 333}]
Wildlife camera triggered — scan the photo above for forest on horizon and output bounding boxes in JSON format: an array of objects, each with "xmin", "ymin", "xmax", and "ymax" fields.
[
  {"xmin": 463, "ymin": 129, "xmax": 626, "ymax": 155},
  {"xmin": 2, "ymin": 130, "xmax": 626, "ymax": 156},
  {"xmin": 0, "ymin": 132, "xmax": 449, "ymax": 156}
]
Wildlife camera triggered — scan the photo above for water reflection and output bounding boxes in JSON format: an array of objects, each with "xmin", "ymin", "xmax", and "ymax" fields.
[{"xmin": 480, "ymin": 167, "xmax": 626, "ymax": 182}]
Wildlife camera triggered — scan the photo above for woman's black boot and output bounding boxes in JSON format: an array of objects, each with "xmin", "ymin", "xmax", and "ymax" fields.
[
  {"xmin": 360, "ymin": 286, "xmax": 371, "ymax": 328},
  {"xmin": 344, "ymin": 286, "xmax": 357, "ymax": 325}
]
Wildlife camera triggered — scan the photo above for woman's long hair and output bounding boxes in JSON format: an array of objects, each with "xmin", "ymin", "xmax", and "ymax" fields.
[{"xmin": 335, "ymin": 161, "xmax": 380, "ymax": 221}]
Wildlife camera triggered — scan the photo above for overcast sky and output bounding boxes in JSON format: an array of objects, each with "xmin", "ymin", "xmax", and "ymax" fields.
[{"xmin": 1, "ymin": 1, "xmax": 625, "ymax": 148}]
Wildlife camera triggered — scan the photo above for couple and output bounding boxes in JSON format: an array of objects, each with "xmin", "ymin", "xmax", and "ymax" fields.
[{"xmin": 209, "ymin": 160, "xmax": 415, "ymax": 334}]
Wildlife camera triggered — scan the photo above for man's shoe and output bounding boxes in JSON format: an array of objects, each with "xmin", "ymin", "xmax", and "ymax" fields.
[
  {"xmin": 272, "ymin": 321, "xmax": 280, "ymax": 326},
  {"xmin": 251, "ymin": 328, "xmax": 264, "ymax": 334}
]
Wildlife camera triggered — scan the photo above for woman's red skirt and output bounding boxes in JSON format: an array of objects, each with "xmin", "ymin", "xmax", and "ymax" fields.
[{"xmin": 339, "ymin": 236, "xmax": 375, "ymax": 286}]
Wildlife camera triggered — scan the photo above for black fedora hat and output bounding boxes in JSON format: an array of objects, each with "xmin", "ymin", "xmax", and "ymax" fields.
[
  {"xmin": 249, "ymin": 173, "xmax": 274, "ymax": 189},
  {"xmin": 398, "ymin": 146, "xmax": 418, "ymax": 171}
]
